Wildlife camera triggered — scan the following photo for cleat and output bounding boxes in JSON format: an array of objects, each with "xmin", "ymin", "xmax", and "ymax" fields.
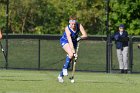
[{"xmin": 58, "ymin": 76, "xmax": 64, "ymax": 83}]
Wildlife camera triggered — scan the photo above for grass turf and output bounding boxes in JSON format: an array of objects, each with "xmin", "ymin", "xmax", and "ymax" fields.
[{"xmin": 0, "ymin": 70, "xmax": 140, "ymax": 93}]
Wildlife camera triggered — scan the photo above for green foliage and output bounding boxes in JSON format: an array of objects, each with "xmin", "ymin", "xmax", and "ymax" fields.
[
  {"xmin": 0, "ymin": 2, "xmax": 6, "ymax": 29},
  {"xmin": 0, "ymin": 0, "xmax": 105, "ymax": 34},
  {"xmin": 0, "ymin": 0, "xmax": 140, "ymax": 35},
  {"xmin": 109, "ymin": 0, "xmax": 140, "ymax": 35}
]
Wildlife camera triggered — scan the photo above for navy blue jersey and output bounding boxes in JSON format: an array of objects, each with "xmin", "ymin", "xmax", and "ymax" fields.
[
  {"xmin": 113, "ymin": 31, "xmax": 129, "ymax": 49},
  {"xmin": 60, "ymin": 23, "xmax": 80, "ymax": 48}
]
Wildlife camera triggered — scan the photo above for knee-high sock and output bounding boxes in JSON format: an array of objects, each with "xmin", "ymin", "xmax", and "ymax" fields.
[
  {"xmin": 59, "ymin": 56, "xmax": 71, "ymax": 77},
  {"xmin": 63, "ymin": 56, "xmax": 71, "ymax": 69},
  {"xmin": 59, "ymin": 71, "xmax": 63, "ymax": 77}
]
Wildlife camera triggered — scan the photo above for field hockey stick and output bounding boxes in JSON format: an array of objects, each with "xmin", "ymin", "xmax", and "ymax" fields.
[
  {"xmin": 0, "ymin": 41, "xmax": 6, "ymax": 61},
  {"xmin": 69, "ymin": 41, "xmax": 80, "ymax": 80}
]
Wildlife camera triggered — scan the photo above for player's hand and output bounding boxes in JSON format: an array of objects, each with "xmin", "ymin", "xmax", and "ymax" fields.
[
  {"xmin": 73, "ymin": 53, "xmax": 78, "ymax": 59},
  {"xmin": 77, "ymin": 37, "xmax": 82, "ymax": 42}
]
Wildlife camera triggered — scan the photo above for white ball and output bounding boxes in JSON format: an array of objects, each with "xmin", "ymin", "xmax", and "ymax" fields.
[{"xmin": 71, "ymin": 79, "xmax": 75, "ymax": 83}]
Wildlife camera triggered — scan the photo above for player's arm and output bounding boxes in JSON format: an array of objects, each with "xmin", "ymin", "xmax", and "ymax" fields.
[
  {"xmin": 79, "ymin": 24, "xmax": 87, "ymax": 39},
  {"xmin": 65, "ymin": 27, "xmax": 75, "ymax": 53},
  {"xmin": 138, "ymin": 44, "xmax": 140, "ymax": 49},
  {"xmin": 0, "ymin": 29, "xmax": 2, "ymax": 40}
]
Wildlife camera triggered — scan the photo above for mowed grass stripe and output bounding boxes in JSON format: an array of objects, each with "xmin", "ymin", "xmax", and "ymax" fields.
[{"xmin": 0, "ymin": 70, "xmax": 140, "ymax": 93}]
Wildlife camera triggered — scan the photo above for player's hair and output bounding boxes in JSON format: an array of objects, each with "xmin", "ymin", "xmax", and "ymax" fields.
[{"xmin": 69, "ymin": 15, "xmax": 77, "ymax": 20}]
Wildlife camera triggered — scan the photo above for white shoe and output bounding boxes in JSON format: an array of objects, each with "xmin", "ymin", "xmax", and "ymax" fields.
[
  {"xmin": 58, "ymin": 76, "xmax": 64, "ymax": 83},
  {"xmin": 63, "ymin": 69, "xmax": 68, "ymax": 76}
]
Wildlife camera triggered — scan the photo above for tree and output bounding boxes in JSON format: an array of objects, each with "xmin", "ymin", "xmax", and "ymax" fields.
[
  {"xmin": 109, "ymin": 0, "xmax": 140, "ymax": 35},
  {"xmin": 0, "ymin": 0, "xmax": 140, "ymax": 35}
]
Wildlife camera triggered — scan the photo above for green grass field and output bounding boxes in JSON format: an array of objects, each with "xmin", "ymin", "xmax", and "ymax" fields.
[{"xmin": 0, "ymin": 70, "xmax": 140, "ymax": 93}]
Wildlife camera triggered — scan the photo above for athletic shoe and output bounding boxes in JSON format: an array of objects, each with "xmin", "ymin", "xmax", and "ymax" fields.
[
  {"xmin": 63, "ymin": 69, "xmax": 68, "ymax": 76},
  {"xmin": 58, "ymin": 76, "xmax": 64, "ymax": 83}
]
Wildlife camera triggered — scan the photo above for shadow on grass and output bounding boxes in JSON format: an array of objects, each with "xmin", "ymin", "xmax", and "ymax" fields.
[
  {"xmin": 76, "ymin": 80, "xmax": 124, "ymax": 85},
  {"xmin": 0, "ymin": 79, "xmax": 44, "ymax": 81}
]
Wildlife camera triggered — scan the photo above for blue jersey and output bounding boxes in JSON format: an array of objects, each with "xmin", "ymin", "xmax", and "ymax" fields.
[
  {"xmin": 113, "ymin": 31, "xmax": 128, "ymax": 49},
  {"xmin": 60, "ymin": 23, "xmax": 80, "ymax": 48}
]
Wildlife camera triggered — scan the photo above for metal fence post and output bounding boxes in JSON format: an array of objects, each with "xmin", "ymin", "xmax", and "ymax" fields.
[
  {"xmin": 129, "ymin": 35, "xmax": 133, "ymax": 73},
  {"xmin": 38, "ymin": 39, "xmax": 41, "ymax": 70},
  {"xmin": 5, "ymin": 0, "xmax": 9, "ymax": 69},
  {"xmin": 105, "ymin": 0, "xmax": 110, "ymax": 73}
]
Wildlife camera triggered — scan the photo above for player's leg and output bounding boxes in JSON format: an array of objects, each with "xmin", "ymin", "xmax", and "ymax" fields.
[
  {"xmin": 63, "ymin": 43, "xmax": 74, "ymax": 59},
  {"xmin": 58, "ymin": 43, "xmax": 74, "ymax": 82},
  {"xmin": 58, "ymin": 55, "xmax": 71, "ymax": 78},
  {"xmin": 61, "ymin": 43, "xmax": 74, "ymax": 75}
]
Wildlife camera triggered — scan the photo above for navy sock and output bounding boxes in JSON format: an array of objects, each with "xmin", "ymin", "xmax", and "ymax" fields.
[
  {"xmin": 59, "ymin": 56, "xmax": 71, "ymax": 77},
  {"xmin": 59, "ymin": 71, "xmax": 63, "ymax": 77},
  {"xmin": 63, "ymin": 56, "xmax": 71, "ymax": 69}
]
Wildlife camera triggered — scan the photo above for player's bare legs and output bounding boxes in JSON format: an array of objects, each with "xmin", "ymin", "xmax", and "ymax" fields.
[{"xmin": 63, "ymin": 43, "xmax": 74, "ymax": 59}]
